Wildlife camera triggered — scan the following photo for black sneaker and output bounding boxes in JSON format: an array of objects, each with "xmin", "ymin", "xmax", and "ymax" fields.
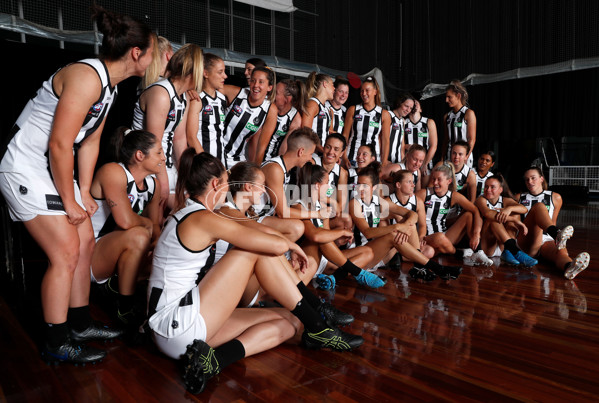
[
  {"xmin": 70, "ymin": 321, "xmax": 124, "ymax": 343},
  {"xmin": 317, "ymin": 302, "xmax": 354, "ymax": 327},
  {"xmin": 432, "ymin": 265, "xmax": 463, "ymax": 280},
  {"xmin": 182, "ymin": 339, "xmax": 220, "ymax": 394},
  {"xmin": 408, "ymin": 266, "xmax": 437, "ymax": 282},
  {"xmin": 388, "ymin": 253, "xmax": 402, "ymax": 269},
  {"xmin": 301, "ymin": 327, "xmax": 364, "ymax": 351},
  {"xmin": 41, "ymin": 337, "xmax": 106, "ymax": 365},
  {"xmin": 117, "ymin": 308, "xmax": 148, "ymax": 346}
]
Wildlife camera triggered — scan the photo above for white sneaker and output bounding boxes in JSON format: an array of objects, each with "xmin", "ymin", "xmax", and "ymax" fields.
[
  {"xmin": 555, "ymin": 225, "xmax": 574, "ymax": 250},
  {"xmin": 564, "ymin": 252, "xmax": 590, "ymax": 280},
  {"xmin": 470, "ymin": 250, "xmax": 494, "ymax": 266},
  {"xmin": 462, "ymin": 248, "xmax": 474, "ymax": 258}
]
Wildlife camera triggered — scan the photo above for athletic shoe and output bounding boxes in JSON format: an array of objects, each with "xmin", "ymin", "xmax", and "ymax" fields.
[
  {"xmin": 355, "ymin": 270, "xmax": 386, "ymax": 288},
  {"xmin": 565, "ymin": 252, "xmax": 590, "ymax": 280},
  {"xmin": 317, "ymin": 302, "xmax": 354, "ymax": 327},
  {"xmin": 301, "ymin": 327, "xmax": 364, "ymax": 351},
  {"xmin": 41, "ymin": 337, "xmax": 106, "ymax": 365},
  {"xmin": 182, "ymin": 339, "xmax": 220, "ymax": 394},
  {"xmin": 408, "ymin": 266, "xmax": 437, "ymax": 282},
  {"xmin": 388, "ymin": 253, "xmax": 402, "ymax": 269},
  {"xmin": 431, "ymin": 264, "xmax": 463, "ymax": 280},
  {"xmin": 501, "ymin": 249, "xmax": 520, "ymax": 266},
  {"xmin": 556, "ymin": 225, "xmax": 574, "ymax": 250},
  {"xmin": 462, "ymin": 248, "xmax": 474, "ymax": 258},
  {"xmin": 70, "ymin": 322, "xmax": 124, "ymax": 343},
  {"xmin": 315, "ymin": 274, "xmax": 336, "ymax": 290},
  {"xmin": 470, "ymin": 250, "xmax": 494, "ymax": 266},
  {"xmin": 514, "ymin": 250, "xmax": 538, "ymax": 267}
]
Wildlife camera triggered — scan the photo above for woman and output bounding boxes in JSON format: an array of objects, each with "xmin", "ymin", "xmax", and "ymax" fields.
[
  {"xmin": 474, "ymin": 151, "xmax": 495, "ymax": 196},
  {"xmin": 0, "ymin": 6, "xmax": 153, "ymax": 364},
  {"xmin": 221, "ymin": 67, "xmax": 278, "ymax": 167},
  {"xmin": 347, "ymin": 143, "xmax": 377, "ymax": 188},
  {"xmin": 388, "ymin": 92, "xmax": 415, "ymax": 164},
  {"xmin": 186, "ymin": 53, "xmax": 228, "ymax": 160},
  {"xmin": 417, "ymin": 164, "xmax": 487, "ymax": 265},
  {"xmin": 326, "ymin": 78, "xmax": 350, "ymax": 134},
  {"xmin": 263, "ymin": 79, "xmax": 305, "ymax": 160},
  {"xmin": 514, "ymin": 167, "xmax": 590, "ymax": 279},
  {"xmin": 404, "ymin": 100, "xmax": 437, "ymax": 185},
  {"xmin": 148, "ymin": 151, "xmax": 363, "ymax": 393},
  {"xmin": 435, "ymin": 141, "xmax": 476, "ymax": 203},
  {"xmin": 140, "ymin": 35, "xmax": 173, "ymax": 91},
  {"xmin": 303, "ymin": 72, "xmax": 334, "ymax": 149},
  {"xmin": 244, "ymin": 57, "xmax": 266, "ymax": 86},
  {"xmin": 343, "ymin": 76, "xmax": 391, "ymax": 167},
  {"xmin": 387, "ymin": 144, "xmax": 426, "ymax": 192},
  {"xmin": 474, "ymin": 174, "xmax": 537, "ymax": 266},
  {"xmin": 133, "ymin": 43, "xmax": 204, "ymax": 210},
  {"xmin": 442, "ymin": 80, "xmax": 476, "ymax": 167},
  {"xmin": 90, "ymin": 128, "xmax": 163, "ymax": 331}
]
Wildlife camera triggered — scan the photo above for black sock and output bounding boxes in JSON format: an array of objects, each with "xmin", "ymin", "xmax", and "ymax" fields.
[
  {"xmin": 118, "ymin": 294, "xmax": 135, "ymax": 313},
  {"xmin": 564, "ymin": 262, "xmax": 571, "ymax": 272},
  {"xmin": 296, "ymin": 281, "xmax": 322, "ymax": 310},
  {"xmin": 334, "ymin": 259, "xmax": 362, "ymax": 280},
  {"xmin": 546, "ymin": 225, "xmax": 558, "ymax": 240},
  {"xmin": 423, "ymin": 259, "xmax": 442, "ymax": 270},
  {"xmin": 45, "ymin": 322, "xmax": 68, "ymax": 348},
  {"xmin": 504, "ymin": 238, "xmax": 521, "ymax": 255},
  {"xmin": 290, "ymin": 299, "xmax": 327, "ymax": 332},
  {"xmin": 68, "ymin": 306, "xmax": 92, "ymax": 332},
  {"xmin": 106, "ymin": 276, "xmax": 119, "ymax": 294},
  {"xmin": 214, "ymin": 339, "xmax": 245, "ymax": 371}
]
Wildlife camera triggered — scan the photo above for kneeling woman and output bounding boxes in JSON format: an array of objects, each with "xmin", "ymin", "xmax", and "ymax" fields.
[
  {"xmin": 514, "ymin": 167, "xmax": 590, "ymax": 279},
  {"xmin": 147, "ymin": 151, "xmax": 363, "ymax": 394},
  {"xmin": 90, "ymin": 128, "xmax": 163, "ymax": 329}
]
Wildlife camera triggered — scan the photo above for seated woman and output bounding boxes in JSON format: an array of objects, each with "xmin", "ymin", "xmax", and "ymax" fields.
[
  {"xmin": 350, "ymin": 165, "xmax": 458, "ymax": 281},
  {"xmin": 383, "ymin": 144, "xmax": 427, "ymax": 192},
  {"xmin": 417, "ymin": 163, "xmax": 489, "ymax": 265},
  {"xmin": 474, "ymin": 173, "xmax": 537, "ymax": 267},
  {"xmin": 90, "ymin": 128, "xmax": 163, "ymax": 332},
  {"xmin": 474, "ymin": 150, "xmax": 495, "ymax": 196},
  {"xmin": 147, "ymin": 151, "xmax": 363, "ymax": 394},
  {"xmin": 432, "ymin": 140, "xmax": 476, "ymax": 202},
  {"xmin": 514, "ymin": 167, "xmax": 590, "ymax": 279}
]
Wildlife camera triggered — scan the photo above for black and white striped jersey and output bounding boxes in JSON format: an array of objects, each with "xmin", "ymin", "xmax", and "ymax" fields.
[
  {"xmin": 404, "ymin": 117, "xmax": 430, "ymax": 150},
  {"xmin": 264, "ymin": 106, "xmax": 298, "ymax": 160},
  {"xmin": 446, "ymin": 105, "xmax": 471, "ymax": 165},
  {"xmin": 347, "ymin": 104, "xmax": 384, "ymax": 163},
  {"xmin": 326, "ymin": 101, "xmax": 346, "ymax": 134},
  {"xmin": 387, "ymin": 109, "xmax": 404, "ymax": 163},
  {"xmin": 352, "ymin": 195, "xmax": 381, "ymax": 247},
  {"xmin": 312, "ymin": 154, "xmax": 341, "ymax": 188},
  {"xmin": 519, "ymin": 190, "xmax": 555, "ymax": 218},
  {"xmin": 398, "ymin": 162, "xmax": 420, "ymax": 187},
  {"xmin": 424, "ymin": 188, "xmax": 453, "ymax": 234},
  {"xmin": 309, "ymin": 97, "xmax": 331, "ymax": 147},
  {"xmin": 475, "ymin": 169, "xmax": 494, "ymax": 196},
  {"xmin": 196, "ymin": 90, "xmax": 227, "ymax": 160},
  {"xmin": 485, "ymin": 195, "xmax": 504, "ymax": 211},
  {"xmin": 455, "ymin": 164, "xmax": 472, "ymax": 196},
  {"xmin": 390, "ymin": 192, "xmax": 417, "ymax": 213}
]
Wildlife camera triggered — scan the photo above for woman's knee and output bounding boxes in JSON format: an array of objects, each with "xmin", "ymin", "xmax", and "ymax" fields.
[{"xmin": 125, "ymin": 226, "xmax": 152, "ymax": 251}]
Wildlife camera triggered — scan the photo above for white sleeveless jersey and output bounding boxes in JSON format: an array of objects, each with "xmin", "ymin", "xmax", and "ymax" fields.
[
  {"xmin": 222, "ymin": 88, "xmax": 270, "ymax": 166},
  {"xmin": 455, "ymin": 164, "xmax": 472, "ymax": 196},
  {"xmin": 0, "ymin": 59, "xmax": 117, "ymax": 174},
  {"xmin": 257, "ymin": 156, "xmax": 292, "ymax": 217},
  {"xmin": 446, "ymin": 106, "xmax": 472, "ymax": 165},
  {"xmin": 312, "ymin": 154, "xmax": 341, "ymax": 188},
  {"xmin": 519, "ymin": 190, "xmax": 555, "ymax": 218},
  {"xmin": 147, "ymin": 199, "xmax": 217, "ymax": 337},
  {"xmin": 398, "ymin": 162, "xmax": 420, "ymax": 187},
  {"xmin": 293, "ymin": 198, "xmax": 324, "ymax": 229},
  {"xmin": 390, "ymin": 192, "xmax": 418, "ymax": 213},
  {"xmin": 213, "ymin": 200, "xmax": 241, "ymax": 263},
  {"xmin": 352, "ymin": 195, "xmax": 381, "ymax": 247},
  {"xmin": 475, "ymin": 169, "xmax": 494, "ymax": 196},
  {"xmin": 309, "ymin": 97, "xmax": 331, "ymax": 146},
  {"xmin": 92, "ymin": 163, "xmax": 156, "ymax": 239},
  {"xmin": 132, "ymin": 78, "xmax": 187, "ymax": 170},
  {"xmin": 347, "ymin": 104, "xmax": 384, "ymax": 162},
  {"xmin": 404, "ymin": 117, "xmax": 430, "ymax": 150},
  {"xmin": 387, "ymin": 110, "xmax": 404, "ymax": 163},
  {"xmin": 485, "ymin": 195, "xmax": 504, "ymax": 211},
  {"xmin": 424, "ymin": 188, "xmax": 452, "ymax": 235},
  {"xmin": 326, "ymin": 101, "xmax": 346, "ymax": 134},
  {"xmin": 264, "ymin": 106, "xmax": 298, "ymax": 160},
  {"xmin": 197, "ymin": 90, "xmax": 227, "ymax": 160}
]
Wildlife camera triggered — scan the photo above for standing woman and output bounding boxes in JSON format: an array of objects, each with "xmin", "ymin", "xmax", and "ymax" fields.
[
  {"xmin": 263, "ymin": 79, "xmax": 305, "ymax": 159},
  {"xmin": 514, "ymin": 167, "xmax": 590, "ymax": 279},
  {"xmin": 388, "ymin": 92, "xmax": 415, "ymax": 164},
  {"xmin": 404, "ymin": 100, "xmax": 437, "ymax": 185},
  {"xmin": 244, "ymin": 57, "xmax": 267, "ymax": 86},
  {"xmin": 442, "ymin": 80, "xmax": 476, "ymax": 167},
  {"xmin": 133, "ymin": 44, "xmax": 203, "ymax": 211},
  {"xmin": 221, "ymin": 66, "xmax": 278, "ymax": 167},
  {"xmin": 139, "ymin": 35, "xmax": 173, "ymax": 91},
  {"xmin": 186, "ymin": 53, "xmax": 228, "ymax": 160},
  {"xmin": 0, "ymin": 6, "xmax": 153, "ymax": 363},
  {"xmin": 326, "ymin": 78, "xmax": 350, "ymax": 134},
  {"xmin": 303, "ymin": 72, "xmax": 335, "ymax": 149},
  {"xmin": 343, "ymin": 76, "xmax": 391, "ymax": 167}
]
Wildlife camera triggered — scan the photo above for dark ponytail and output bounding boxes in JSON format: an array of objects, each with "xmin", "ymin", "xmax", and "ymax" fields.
[
  {"xmin": 228, "ymin": 162, "xmax": 261, "ymax": 197},
  {"xmin": 175, "ymin": 150, "xmax": 226, "ymax": 210},
  {"xmin": 297, "ymin": 162, "xmax": 327, "ymax": 200},
  {"xmin": 111, "ymin": 126, "xmax": 156, "ymax": 166}
]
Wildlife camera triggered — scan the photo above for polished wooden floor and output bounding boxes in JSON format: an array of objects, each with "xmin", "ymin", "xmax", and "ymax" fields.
[{"xmin": 1, "ymin": 203, "xmax": 598, "ymax": 402}]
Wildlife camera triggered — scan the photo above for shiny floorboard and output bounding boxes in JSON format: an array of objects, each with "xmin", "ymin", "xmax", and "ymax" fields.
[{"xmin": 1, "ymin": 205, "xmax": 598, "ymax": 402}]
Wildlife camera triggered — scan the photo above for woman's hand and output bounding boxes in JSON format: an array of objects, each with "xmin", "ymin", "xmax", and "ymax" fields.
[
  {"xmin": 64, "ymin": 200, "xmax": 89, "ymax": 225},
  {"xmin": 288, "ymin": 242, "xmax": 308, "ymax": 273},
  {"xmin": 80, "ymin": 191, "xmax": 98, "ymax": 218}
]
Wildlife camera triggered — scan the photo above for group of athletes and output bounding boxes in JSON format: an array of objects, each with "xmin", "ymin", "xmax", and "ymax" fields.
[{"xmin": 0, "ymin": 7, "xmax": 591, "ymax": 394}]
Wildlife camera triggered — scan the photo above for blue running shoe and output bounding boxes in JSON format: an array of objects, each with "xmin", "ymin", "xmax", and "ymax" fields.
[
  {"xmin": 355, "ymin": 270, "xmax": 386, "ymax": 288},
  {"xmin": 514, "ymin": 250, "xmax": 538, "ymax": 267},
  {"xmin": 501, "ymin": 250, "xmax": 520, "ymax": 266},
  {"xmin": 315, "ymin": 274, "xmax": 336, "ymax": 290}
]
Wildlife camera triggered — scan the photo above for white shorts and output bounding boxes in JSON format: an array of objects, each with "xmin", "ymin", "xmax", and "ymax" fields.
[
  {"xmin": 166, "ymin": 166, "xmax": 177, "ymax": 195},
  {"xmin": 315, "ymin": 255, "xmax": 329, "ymax": 276},
  {"xmin": 542, "ymin": 233, "xmax": 554, "ymax": 244},
  {"xmin": 490, "ymin": 245, "xmax": 502, "ymax": 257},
  {"xmin": 0, "ymin": 171, "xmax": 83, "ymax": 222},
  {"xmin": 90, "ymin": 266, "xmax": 108, "ymax": 284},
  {"xmin": 149, "ymin": 286, "xmax": 207, "ymax": 359}
]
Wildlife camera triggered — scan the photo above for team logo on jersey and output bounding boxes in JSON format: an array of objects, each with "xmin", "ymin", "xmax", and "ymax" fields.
[
  {"xmin": 439, "ymin": 209, "xmax": 449, "ymax": 214},
  {"xmin": 373, "ymin": 115, "xmax": 380, "ymax": 123},
  {"xmin": 88, "ymin": 102, "xmax": 104, "ymax": 117},
  {"xmin": 444, "ymin": 202, "xmax": 450, "ymax": 209},
  {"xmin": 418, "ymin": 132, "xmax": 428, "ymax": 137},
  {"xmin": 354, "ymin": 114, "xmax": 362, "ymax": 121},
  {"xmin": 405, "ymin": 128, "xmax": 411, "ymax": 134},
  {"xmin": 392, "ymin": 122, "xmax": 399, "ymax": 129},
  {"xmin": 245, "ymin": 122, "xmax": 259, "ymax": 131},
  {"xmin": 368, "ymin": 121, "xmax": 380, "ymax": 128},
  {"xmin": 253, "ymin": 116, "xmax": 262, "ymax": 125},
  {"xmin": 128, "ymin": 194, "xmax": 135, "ymax": 203},
  {"xmin": 168, "ymin": 109, "xmax": 176, "ymax": 120},
  {"xmin": 521, "ymin": 200, "xmax": 530, "ymax": 206},
  {"xmin": 373, "ymin": 217, "xmax": 380, "ymax": 225},
  {"xmin": 275, "ymin": 129, "xmax": 286, "ymax": 137},
  {"xmin": 232, "ymin": 105, "xmax": 243, "ymax": 116},
  {"xmin": 19, "ymin": 185, "xmax": 27, "ymax": 195},
  {"xmin": 318, "ymin": 111, "xmax": 327, "ymax": 118},
  {"xmin": 282, "ymin": 124, "xmax": 289, "ymax": 132},
  {"xmin": 425, "ymin": 201, "xmax": 433, "ymax": 207},
  {"xmin": 203, "ymin": 105, "xmax": 214, "ymax": 115},
  {"xmin": 454, "ymin": 122, "xmax": 463, "ymax": 127}
]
